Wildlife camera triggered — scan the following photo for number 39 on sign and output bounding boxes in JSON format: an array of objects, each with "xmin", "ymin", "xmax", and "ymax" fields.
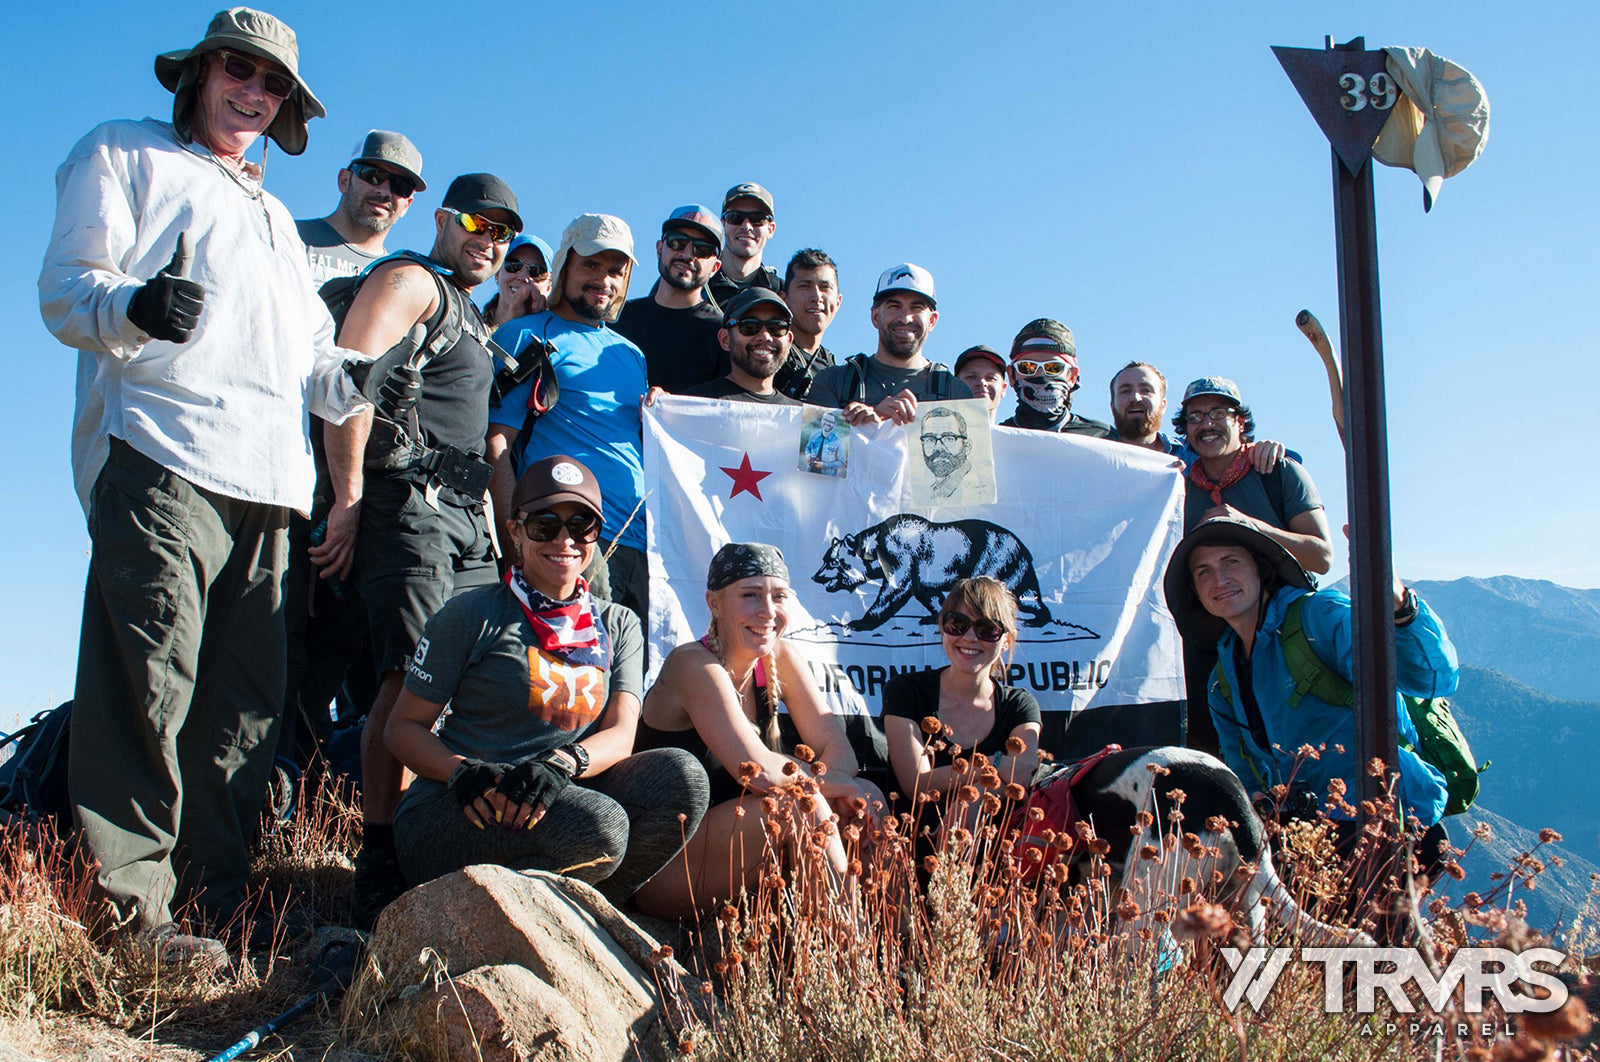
[{"xmin": 1339, "ymin": 72, "xmax": 1397, "ymax": 112}]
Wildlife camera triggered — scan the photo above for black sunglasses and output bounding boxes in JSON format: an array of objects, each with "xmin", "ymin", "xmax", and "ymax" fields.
[
  {"xmin": 519, "ymin": 510, "xmax": 602, "ymax": 544},
  {"xmin": 214, "ymin": 49, "xmax": 296, "ymax": 100},
  {"xmin": 729, "ymin": 318, "xmax": 791, "ymax": 337},
  {"xmin": 663, "ymin": 233, "xmax": 718, "ymax": 259},
  {"xmin": 722, "ymin": 209, "xmax": 773, "ymax": 227},
  {"xmin": 348, "ymin": 163, "xmax": 418, "ymax": 200},
  {"xmin": 502, "ymin": 257, "xmax": 548, "ymax": 278},
  {"xmin": 940, "ymin": 613, "xmax": 1006, "ymax": 643}
]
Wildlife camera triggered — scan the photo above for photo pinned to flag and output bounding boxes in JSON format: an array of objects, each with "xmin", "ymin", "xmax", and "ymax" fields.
[
  {"xmin": 904, "ymin": 398, "xmax": 995, "ymax": 507},
  {"xmin": 799, "ymin": 404, "xmax": 850, "ymax": 478}
]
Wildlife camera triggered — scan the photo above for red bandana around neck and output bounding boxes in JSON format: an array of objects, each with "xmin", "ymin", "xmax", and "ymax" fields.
[
  {"xmin": 506, "ymin": 568, "xmax": 610, "ymax": 671},
  {"xmin": 1189, "ymin": 443, "xmax": 1254, "ymax": 506}
]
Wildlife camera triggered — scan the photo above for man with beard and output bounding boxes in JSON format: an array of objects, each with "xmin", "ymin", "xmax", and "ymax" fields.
[
  {"xmin": 297, "ymin": 130, "xmax": 423, "ymax": 286},
  {"xmin": 1171, "ymin": 376, "xmax": 1333, "ymax": 757},
  {"xmin": 318, "ymin": 173, "xmax": 522, "ymax": 926},
  {"xmin": 686, "ymin": 288, "xmax": 798, "ymax": 405},
  {"xmin": 488, "ymin": 214, "xmax": 650, "ymax": 622},
  {"xmin": 1107, "ymin": 361, "xmax": 1184, "ymax": 455},
  {"xmin": 708, "ymin": 182, "xmax": 781, "ymax": 305},
  {"xmin": 954, "ymin": 345, "xmax": 1008, "ymax": 422},
  {"xmin": 775, "ymin": 248, "xmax": 842, "ymax": 400},
  {"xmin": 999, "ymin": 319, "xmax": 1111, "ymax": 437},
  {"xmin": 807, "ymin": 263, "xmax": 969, "ymax": 425},
  {"xmin": 614, "ymin": 205, "xmax": 728, "ymax": 393},
  {"xmin": 919, "ymin": 406, "xmax": 975, "ymax": 499}
]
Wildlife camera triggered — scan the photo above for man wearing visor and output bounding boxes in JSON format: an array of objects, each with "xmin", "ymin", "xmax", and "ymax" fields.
[{"xmin": 998, "ymin": 318, "xmax": 1112, "ymax": 437}]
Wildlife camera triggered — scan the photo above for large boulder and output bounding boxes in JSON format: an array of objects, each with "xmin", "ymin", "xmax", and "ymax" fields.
[{"xmin": 351, "ymin": 865, "xmax": 681, "ymax": 1061}]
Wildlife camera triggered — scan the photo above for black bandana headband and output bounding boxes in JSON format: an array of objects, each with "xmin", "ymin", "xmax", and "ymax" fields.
[{"xmin": 707, "ymin": 543, "xmax": 789, "ymax": 591}]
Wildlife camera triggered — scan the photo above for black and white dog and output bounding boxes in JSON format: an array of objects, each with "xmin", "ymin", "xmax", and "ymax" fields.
[{"xmin": 1064, "ymin": 746, "xmax": 1373, "ymax": 946}]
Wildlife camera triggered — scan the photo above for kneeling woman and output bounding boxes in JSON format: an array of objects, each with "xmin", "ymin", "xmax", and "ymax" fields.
[
  {"xmin": 633, "ymin": 543, "xmax": 882, "ymax": 918},
  {"xmin": 883, "ymin": 578, "xmax": 1041, "ymax": 815},
  {"xmin": 386, "ymin": 457, "xmax": 709, "ymax": 901}
]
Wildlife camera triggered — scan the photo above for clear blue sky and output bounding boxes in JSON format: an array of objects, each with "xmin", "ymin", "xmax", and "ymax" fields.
[{"xmin": 1, "ymin": 2, "xmax": 1596, "ymax": 718}]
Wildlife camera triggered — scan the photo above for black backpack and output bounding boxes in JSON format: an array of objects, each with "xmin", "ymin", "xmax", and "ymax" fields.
[
  {"xmin": 0, "ymin": 702, "xmax": 73, "ymax": 826},
  {"xmin": 844, "ymin": 352, "xmax": 958, "ymax": 406}
]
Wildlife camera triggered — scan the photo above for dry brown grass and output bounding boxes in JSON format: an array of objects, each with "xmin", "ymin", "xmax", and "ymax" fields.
[{"xmin": 664, "ymin": 747, "xmax": 1598, "ymax": 1062}]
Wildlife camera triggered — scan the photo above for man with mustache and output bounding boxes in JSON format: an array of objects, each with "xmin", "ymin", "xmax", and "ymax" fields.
[
  {"xmin": 806, "ymin": 263, "xmax": 970, "ymax": 425},
  {"xmin": 488, "ymin": 214, "xmax": 650, "ymax": 625},
  {"xmin": 614, "ymin": 205, "xmax": 728, "ymax": 393},
  {"xmin": 1107, "ymin": 360, "xmax": 1184, "ymax": 455},
  {"xmin": 1171, "ymin": 376, "xmax": 1334, "ymax": 756},
  {"xmin": 999, "ymin": 318, "xmax": 1111, "ymax": 437},
  {"xmin": 685, "ymin": 288, "xmax": 799, "ymax": 405},
  {"xmin": 319, "ymin": 173, "xmax": 523, "ymax": 927},
  {"xmin": 297, "ymin": 130, "xmax": 423, "ymax": 287}
]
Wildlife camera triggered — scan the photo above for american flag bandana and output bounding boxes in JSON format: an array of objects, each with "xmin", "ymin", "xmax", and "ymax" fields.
[{"xmin": 506, "ymin": 568, "xmax": 612, "ymax": 672}]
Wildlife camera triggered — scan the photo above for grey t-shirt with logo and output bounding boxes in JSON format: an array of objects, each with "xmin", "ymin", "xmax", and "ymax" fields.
[
  {"xmin": 806, "ymin": 355, "xmax": 971, "ymax": 408},
  {"xmin": 296, "ymin": 217, "xmax": 383, "ymax": 288}
]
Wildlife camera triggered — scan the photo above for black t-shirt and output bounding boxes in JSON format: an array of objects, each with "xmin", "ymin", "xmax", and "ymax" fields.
[
  {"xmin": 683, "ymin": 377, "xmax": 798, "ymax": 405},
  {"xmin": 706, "ymin": 265, "xmax": 782, "ymax": 309},
  {"xmin": 613, "ymin": 286, "xmax": 728, "ymax": 393},
  {"xmin": 881, "ymin": 667, "xmax": 1042, "ymax": 768},
  {"xmin": 999, "ymin": 407, "xmax": 1113, "ymax": 437}
]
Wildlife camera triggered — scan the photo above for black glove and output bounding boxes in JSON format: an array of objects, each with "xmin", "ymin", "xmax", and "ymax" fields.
[
  {"xmin": 447, "ymin": 759, "xmax": 504, "ymax": 808},
  {"xmin": 494, "ymin": 754, "xmax": 573, "ymax": 814},
  {"xmin": 126, "ymin": 237, "xmax": 204, "ymax": 343}
]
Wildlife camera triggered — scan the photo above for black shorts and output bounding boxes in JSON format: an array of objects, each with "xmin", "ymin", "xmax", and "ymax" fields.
[{"xmin": 354, "ymin": 476, "xmax": 497, "ymax": 674}]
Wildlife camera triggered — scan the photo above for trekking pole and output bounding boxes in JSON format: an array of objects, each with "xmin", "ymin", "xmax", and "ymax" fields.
[{"xmin": 203, "ymin": 940, "xmax": 360, "ymax": 1062}]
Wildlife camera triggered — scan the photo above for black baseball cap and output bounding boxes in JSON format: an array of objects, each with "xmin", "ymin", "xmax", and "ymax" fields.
[
  {"xmin": 954, "ymin": 345, "xmax": 1006, "ymax": 374},
  {"xmin": 721, "ymin": 287, "xmax": 791, "ymax": 326},
  {"xmin": 441, "ymin": 173, "xmax": 522, "ymax": 233}
]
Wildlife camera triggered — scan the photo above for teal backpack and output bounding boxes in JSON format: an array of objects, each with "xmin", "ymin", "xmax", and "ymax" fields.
[{"xmin": 1213, "ymin": 594, "xmax": 1487, "ymax": 816}]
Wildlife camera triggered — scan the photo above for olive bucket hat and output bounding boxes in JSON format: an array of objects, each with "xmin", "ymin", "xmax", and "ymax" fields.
[
  {"xmin": 155, "ymin": 8, "xmax": 326, "ymax": 155},
  {"xmin": 1162, "ymin": 517, "xmax": 1315, "ymax": 645}
]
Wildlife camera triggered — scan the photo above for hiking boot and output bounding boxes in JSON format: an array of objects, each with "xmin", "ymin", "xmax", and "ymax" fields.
[
  {"xmin": 352, "ymin": 842, "xmax": 408, "ymax": 930},
  {"xmin": 130, "ymin": 922, "xmax": 231, "ymax": 973}
]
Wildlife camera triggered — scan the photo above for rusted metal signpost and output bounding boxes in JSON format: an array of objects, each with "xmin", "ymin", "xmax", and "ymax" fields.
[{"xmin": 1273, "ymin": 37, "xmax": 1398, "ymax": 810}]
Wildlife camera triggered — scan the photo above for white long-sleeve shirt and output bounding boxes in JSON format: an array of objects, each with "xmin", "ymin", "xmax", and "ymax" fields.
[{"xmin": 39, "ymin": 118, "xmax": 368, "ymax": 516}]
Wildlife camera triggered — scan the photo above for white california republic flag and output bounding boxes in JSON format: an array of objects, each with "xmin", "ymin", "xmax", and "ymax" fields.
[{"xmin": 643, "ymin": 395, "xmax": 1184, "ymax": 717}]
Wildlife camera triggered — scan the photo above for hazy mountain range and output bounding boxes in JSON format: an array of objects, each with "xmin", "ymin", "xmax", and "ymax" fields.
[{"xmin": 1407, "ymin": 577, "xmax": 1600, "ymax": 940}]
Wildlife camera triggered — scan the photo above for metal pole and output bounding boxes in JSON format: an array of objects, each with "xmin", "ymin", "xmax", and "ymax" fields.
[{"xmin": 1327, "ymin": 36, "xmax": 1398, "ymax": 811}]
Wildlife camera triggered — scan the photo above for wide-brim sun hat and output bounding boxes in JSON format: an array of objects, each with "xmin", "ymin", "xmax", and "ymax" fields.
[
  {"xmin": 1162, "ymin": 517, "xmax": 1314, "ymax": 644},
  {"xmin": 155, "ymin": 7, "xmax": 325, "ymax": 156}
]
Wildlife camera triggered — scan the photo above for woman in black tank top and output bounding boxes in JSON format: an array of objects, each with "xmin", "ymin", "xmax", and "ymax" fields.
[{"xmin": 632, "ymin": 543, "xmax": 884, "ymax": 920}]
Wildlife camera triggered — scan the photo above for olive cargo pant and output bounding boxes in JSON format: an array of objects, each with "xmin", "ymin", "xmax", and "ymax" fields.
[{"xmin": 71, "ymin": 438, "xmax": 288, "ymax": 930}]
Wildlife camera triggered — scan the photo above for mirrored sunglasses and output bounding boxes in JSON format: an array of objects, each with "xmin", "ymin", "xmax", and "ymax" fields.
[
  {"xmin": 214, "ymin": 50, "xmax": 296, "ymax": 100},
  {"xmin": 1013, "ymin": 358, "xmax": 1074, "ymax": 380},
  {"xmin": 447, "ymin": 208, "xmax": 515, "ymax": 244},
  {"xmin": 520, "ymin": 510, "xmax": 602, "ymax": 544},
  {"xmin": 940, "ymin": 613, "xmax": 1006, "ymax": 643}
]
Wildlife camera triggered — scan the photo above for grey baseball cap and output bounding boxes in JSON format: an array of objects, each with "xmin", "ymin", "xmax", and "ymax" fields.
[
  {"xmin": 874, "ymin": 263, "xmax": 937, "ymax": 308},
  {"xmin": 350, "ymin": 130, "xmax": 425, "ymax": 190},
  {"xmin": 723, "ymin": 182, "xmax": 774, "ymax": 213}
]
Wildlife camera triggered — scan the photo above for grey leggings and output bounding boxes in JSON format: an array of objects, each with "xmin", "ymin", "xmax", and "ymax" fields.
[{"xmin": 394, "ymin": 748, "xmax": 709, "ymax": 903}]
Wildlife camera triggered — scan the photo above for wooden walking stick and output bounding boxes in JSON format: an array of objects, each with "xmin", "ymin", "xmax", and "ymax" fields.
[{"xmin": 1295, "ymin": 309, "xmax": 1347, "ymax": 448}]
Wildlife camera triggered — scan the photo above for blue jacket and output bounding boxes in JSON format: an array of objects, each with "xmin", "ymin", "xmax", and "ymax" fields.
[{"xmin": 1209, "ymin": 587, "xmax": 1455, "ymax": 827}]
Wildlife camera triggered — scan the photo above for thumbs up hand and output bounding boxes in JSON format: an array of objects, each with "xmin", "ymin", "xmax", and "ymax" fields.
[{"xmin": 126, "ymin": 232, "xmax": 205, "ymax": 343}]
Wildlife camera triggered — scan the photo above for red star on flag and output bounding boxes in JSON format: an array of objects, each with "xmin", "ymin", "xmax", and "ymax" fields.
[{"xmin": 719, "ymin": 453, "xmax": 773, "ymax": 501}]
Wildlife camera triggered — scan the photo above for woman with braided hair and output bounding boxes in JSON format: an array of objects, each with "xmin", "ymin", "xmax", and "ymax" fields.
[
  {"xmin": 384, "ymin": 456, "xmax": 708, "ymax": 904},
  {"xmin": 633, "ymin": 542, "xmax": 882, "ymax": 919}
]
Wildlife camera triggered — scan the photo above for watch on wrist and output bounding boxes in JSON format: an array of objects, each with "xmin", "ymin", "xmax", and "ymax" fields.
[
  {"xmin": 1394, "ymin": 587, "xmax": 1420, "ymax": 626},
  {"xmin": 560, "ymin": 742, "xmax": 590, "ymax": 778}
]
